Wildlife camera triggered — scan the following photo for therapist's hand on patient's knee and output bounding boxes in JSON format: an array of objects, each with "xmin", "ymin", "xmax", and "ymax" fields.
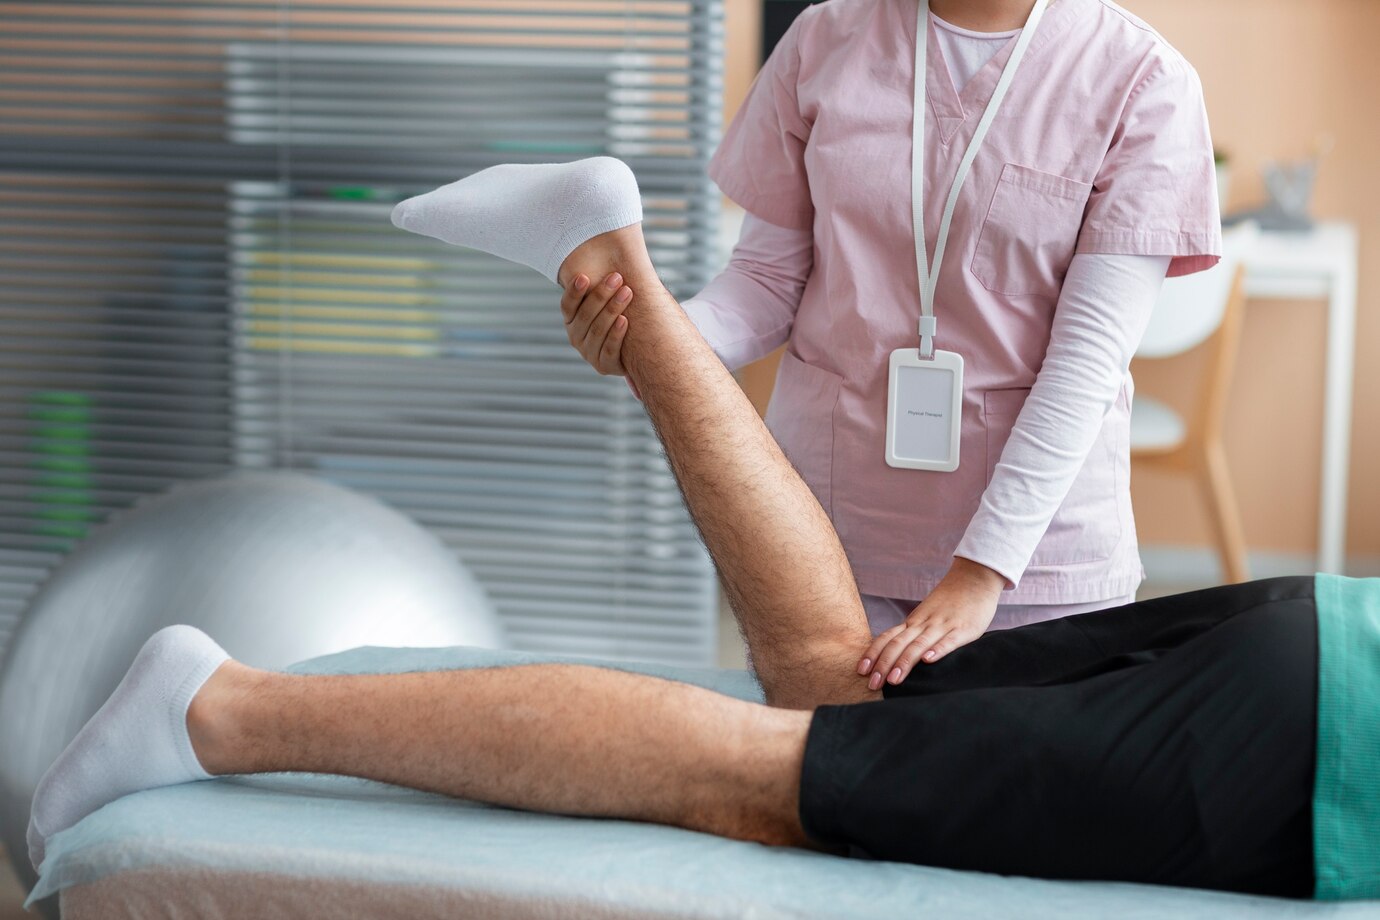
[
  {"xmin": 560, "ymin": 272, "xmax": 633, "ymax": 377},
  {"xmin": 858, "ymin": 558, "xmax": 1005, "ymax": 688}
]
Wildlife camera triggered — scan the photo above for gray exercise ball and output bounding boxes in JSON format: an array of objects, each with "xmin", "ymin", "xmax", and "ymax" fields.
[{"xmin": 0, "ymin": 471, "xmax": 504, "ymax": 889}]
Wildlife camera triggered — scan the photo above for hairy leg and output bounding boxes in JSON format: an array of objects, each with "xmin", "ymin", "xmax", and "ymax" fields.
[
  {"xmin": 31, "ymin": 182, "xmax": 878, "ymax": 868},
  {"xmin": 557, "ymin": 229, "xmax": 874, "ymax": 708},
  {"xmin": 190, "ymin": 659, "xmax": 816, "ymax": 847}
]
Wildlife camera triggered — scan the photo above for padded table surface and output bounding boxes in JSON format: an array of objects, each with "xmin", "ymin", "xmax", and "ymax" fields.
[{"xmin": 30, "ymin": 647, "xmax": 1373, "ymax": 918}]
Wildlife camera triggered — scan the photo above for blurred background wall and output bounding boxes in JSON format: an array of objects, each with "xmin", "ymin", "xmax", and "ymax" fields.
[{"xmin": 1119, "ymin": 0, "xmax": 1379, "ymax": 569}]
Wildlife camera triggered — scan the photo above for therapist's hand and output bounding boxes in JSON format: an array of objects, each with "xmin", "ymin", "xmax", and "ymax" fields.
[
  {"xmin": 560, "ymin": 271, "xmax": 633, "ymax": 376},
  {"xmin": 858, "ymin": 557, "xmax": 1005, "ymax": 688}
]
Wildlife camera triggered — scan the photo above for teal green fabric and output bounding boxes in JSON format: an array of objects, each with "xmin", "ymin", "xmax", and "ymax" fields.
[{"xmin": 1313, "ymin": 573, "xmax": 1380, "ymax": 900}]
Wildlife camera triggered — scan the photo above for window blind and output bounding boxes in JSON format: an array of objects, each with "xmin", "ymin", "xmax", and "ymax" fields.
[{"xmin": 0, "ymin": 1, "xmax": 725, "ymax": 667}]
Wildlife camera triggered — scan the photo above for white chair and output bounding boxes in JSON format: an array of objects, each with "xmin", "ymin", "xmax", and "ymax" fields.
[{"xmin": 1131, "ymin": 222, "xmax": 1260, "ymax": 583}]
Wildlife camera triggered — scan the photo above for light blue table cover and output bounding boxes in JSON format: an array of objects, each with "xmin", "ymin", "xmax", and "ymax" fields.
[{"xmin": 30, "ymin": 646, "xmax": 1372, "ymax": 917}]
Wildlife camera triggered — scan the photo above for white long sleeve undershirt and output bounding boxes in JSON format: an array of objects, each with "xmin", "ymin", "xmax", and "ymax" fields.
[
  {"xmin": 953, "ymin": 251, "xmax": 1170, "ymax": 584},
  {"xmin": 682, "ymin": 214, "xmax": 1169, "ymax": 588}
]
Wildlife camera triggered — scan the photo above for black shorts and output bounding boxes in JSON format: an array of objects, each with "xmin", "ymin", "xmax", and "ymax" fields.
[{"xmin": 799, "ymin": 576, "xmax": 1319, "ymax": 898}]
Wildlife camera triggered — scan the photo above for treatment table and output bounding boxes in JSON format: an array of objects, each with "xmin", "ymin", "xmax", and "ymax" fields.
[{"xmin": 28, "ymin": 646, "xmax": 1375, "ymax": 918}]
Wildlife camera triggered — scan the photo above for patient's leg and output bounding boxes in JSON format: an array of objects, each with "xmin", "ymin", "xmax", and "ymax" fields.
[
  {"xmin": 390, "ymin": 161, "xmax": 870, "ymax": 707},
  {"xmin": 27, "ymin": 629, "xmax": 817, "ymax": 871},
  {"xmin": 556, "ymin": 227, "xmax": 873, "ymax": 709},
  {"xmin": 190, "ymin": 658, "xmax": 816, "ymax": 848}
]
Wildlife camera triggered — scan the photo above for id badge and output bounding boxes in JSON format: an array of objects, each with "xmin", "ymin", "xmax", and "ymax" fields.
[{"xmin": 885, "ymin": 348, "xmax": 963, "ymax": 471}]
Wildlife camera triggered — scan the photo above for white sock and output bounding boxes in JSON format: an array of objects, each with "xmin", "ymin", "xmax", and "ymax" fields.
[
  {"xmin": 26, "ymin": 625, "xmax": 229, "ymax": 872},
  {"xmin": 389, "ymin": 156, "xmax": 643, "ymax": 283}
]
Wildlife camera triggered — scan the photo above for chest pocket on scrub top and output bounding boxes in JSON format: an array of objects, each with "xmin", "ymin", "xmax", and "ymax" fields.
[{"xmin": 971, "ymin": 164, "xmax": 1093, "ymax": 299}]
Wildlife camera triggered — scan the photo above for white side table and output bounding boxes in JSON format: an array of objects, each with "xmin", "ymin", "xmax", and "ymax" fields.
[{"xmin": 1241, "ymin": 221, "xmax": 1359, "ymax": 574}]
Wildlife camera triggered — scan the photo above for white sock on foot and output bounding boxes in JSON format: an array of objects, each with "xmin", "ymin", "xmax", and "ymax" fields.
[
  {"xmin": 26, "ymin": 625, "xmax": 229, "ymax": 872},
  {"xmin": 389, "ymin": 156, "xmax": 643, "ymax": 283}
]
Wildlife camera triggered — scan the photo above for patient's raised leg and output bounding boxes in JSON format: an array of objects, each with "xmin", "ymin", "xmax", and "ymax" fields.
[
  {"xmin": 392, "ymin": 158, "xmax": 872, "ymax": 708},
  {"xmin": 554, "ymin": 225, "xmax": 873, "ymax": 709},
  {"xmin": 391, "ymin": 158, "xmax": 872, "ymax": 706}
]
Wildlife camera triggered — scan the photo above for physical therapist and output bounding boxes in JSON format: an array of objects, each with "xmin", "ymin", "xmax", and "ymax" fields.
[{"xmin": 563, "ymin": 0, "xmax": 1222, "ymax": 687}]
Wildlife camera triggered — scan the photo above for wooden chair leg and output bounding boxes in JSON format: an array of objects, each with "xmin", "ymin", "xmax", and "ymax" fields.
[{"xmin": 1198, "ymin": 441, "xmax": 1250, "ymax": 584}]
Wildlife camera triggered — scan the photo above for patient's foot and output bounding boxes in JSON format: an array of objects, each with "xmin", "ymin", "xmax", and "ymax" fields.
[
  {"xmin": 390, "ymin": 157, "xmax": 644, "ymax": 283},
  {"xmin": 26, "ymin": 626, "xmax": 229, "ymax": 872}
]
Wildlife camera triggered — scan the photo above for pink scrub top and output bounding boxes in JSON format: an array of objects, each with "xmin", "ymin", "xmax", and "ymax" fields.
[{"xmin": 707, "ymin": 0, "xmax": 1222, "ymax": 604}]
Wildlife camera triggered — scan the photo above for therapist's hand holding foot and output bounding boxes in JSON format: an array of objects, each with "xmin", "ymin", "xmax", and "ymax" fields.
[
  {"xmin": 560, "ymin": 271, "xmax": 632, "ymax": 376},
  {"xmin": 860, "ymin": 557, "xmax": 1005, "ymax": 686}
]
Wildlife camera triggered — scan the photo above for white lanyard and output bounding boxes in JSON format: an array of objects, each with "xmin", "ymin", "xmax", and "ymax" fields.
[{"xmin": 911, "ymin": 0, "xmax": 1049, "ymax": 358}]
